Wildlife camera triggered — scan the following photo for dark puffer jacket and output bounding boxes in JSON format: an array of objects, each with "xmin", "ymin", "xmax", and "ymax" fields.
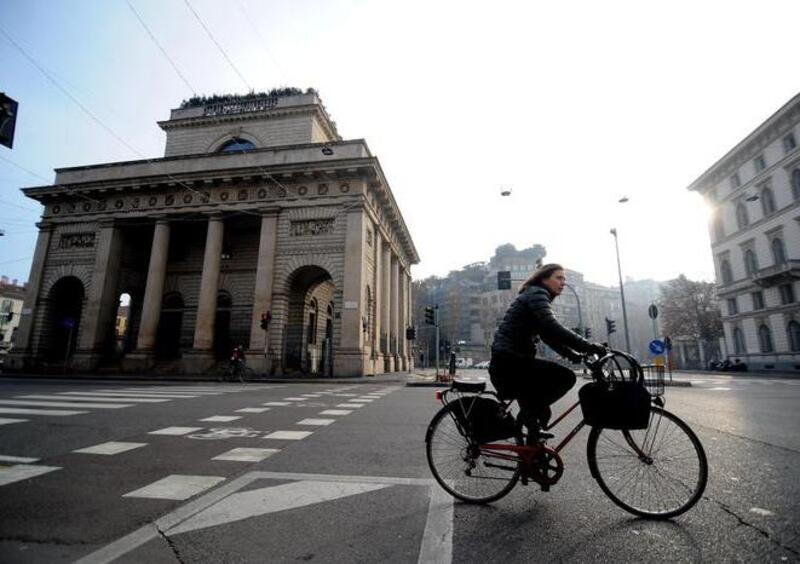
[{"xmin": 491, "ymin": 284, "xmax": 593, "ymax": 360}]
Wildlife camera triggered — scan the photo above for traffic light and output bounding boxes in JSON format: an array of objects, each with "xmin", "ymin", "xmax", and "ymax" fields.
[
  {"xmin": 0, "ymin": 93, "xmax": 18, "ymax": 149},
  {"xmin": 424, "ymin": 306, "xmax": 436, "ymax": 325},
  {"xmin": 260, "ymin": 311, "xmax": 272, "ymax": 330},
  {"xmin": 497, "ymin": 271, "xmax": 511, "ymax": 290},
  {"xmin": 584, "ymin": 327, "xmax": 591, "ymax": 339},
  {"xmin": 605, "ymin": 317, "xmax": 616, "ymax": 335},
  {"xmin": 405, "ymin": 326, "xmax": 417, "ymax": 340}
]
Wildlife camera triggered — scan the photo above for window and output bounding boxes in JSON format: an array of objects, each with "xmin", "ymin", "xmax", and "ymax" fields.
[
  {"xmin": 713, "ymin": 213, "xmax": 725, "ymax": 241},
  {"xmin": 753, "ymin": 154, "xmax": 766, "ymax": 173},
  {"xmin": 758, "ymin": 324, "xmax": 774, "ymax": 353},
  {"xmin": 730, "ymin": 173, "xmax": 741, "ymax": 190},
  {"xmin": 793, "ymin": 169, "xmax": 800, "ymax": 200},
  {"xmin": 743, "ymin": 249, "xmax": 758, "ymax": 277},
  {"xmin": 779, "ymin": 283, "xmax": 796, "ymax": 305},
  {"xmin": 727, "ymin": 297, "xmax": 738, "ymax": 315},
  {"xmin": 751, "ymin": 291, "xmax": 765, "ymax": 310},
  {"xmin": 720, "ymin": 259, "xmax": 733, "ymax": 284},
  {"xmin": 735, "ymin": 202, "xmax": 749, "ymax": 230},
  {"xmin": 788, "ymin": 320, "xmax": 800, "ymax": 351},
  {"xmin": 733, "ymin": 327, "xmax": 746, "ymax": 354},
  {"xmin": 760, "ymin": 187, "xmax": 776, "ymax": 216},
  {"xmin": 784, "ymin": 133, "xmax": 797, "ymax": 154},
  {"xmin": 219, "ymin": 138, "xmax": 256, "ymax": 152},
  {"xmin": 771, "ymin": 237, "xmax": 787, "ymax": 265}
]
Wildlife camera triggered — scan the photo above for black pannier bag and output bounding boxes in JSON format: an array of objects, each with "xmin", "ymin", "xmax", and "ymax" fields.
[
  {"xmin": 451, "ymin": 396, "xmax": 517, "ymax": 443},
  {"xmin": 579, "ymin": 381, "xmax": 651, "ymax": 430}
]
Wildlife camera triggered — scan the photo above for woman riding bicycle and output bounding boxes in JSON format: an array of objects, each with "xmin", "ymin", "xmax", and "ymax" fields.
[{"xmin": 490, "ymin": 263, "xmax": 606, "ymax": 438}]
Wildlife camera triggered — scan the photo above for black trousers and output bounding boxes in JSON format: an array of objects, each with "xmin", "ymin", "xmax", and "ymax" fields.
[{"xmin": 489, "ymin": 352, "xmax": 577, "ymax": 429}]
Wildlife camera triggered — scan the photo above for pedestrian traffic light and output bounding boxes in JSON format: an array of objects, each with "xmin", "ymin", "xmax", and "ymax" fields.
[
  {"xmin": 260, "ymin": 311, "xmax": 271, "ymax": 330},
  {"xmin": 497, "ymin": 271, "xmax": 511, "ymax": 290},
  {"xmin": 424, "ymin": 306, "xmax": 435, "ymax": 325},
  {"xmin": 405, "ymin": 326, "xmax": 417, "ymax": 340},
  {"xmin": 605, "ymin": 317, "xmax": 616, "ymax": 335},
  {"xmin": 584, "ymin": 327, "xmax": 591, "ymax": 339}
]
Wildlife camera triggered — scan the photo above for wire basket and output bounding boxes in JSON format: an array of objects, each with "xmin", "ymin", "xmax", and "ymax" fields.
[{"xmin": 641, "ymin": 364, "xmax": 665, "ymax": 397}]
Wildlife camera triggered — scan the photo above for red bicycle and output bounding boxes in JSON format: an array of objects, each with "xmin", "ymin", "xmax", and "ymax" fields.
[{"xmin": 425, "ymin": 350, "xmax": 708, "ymax": 519}]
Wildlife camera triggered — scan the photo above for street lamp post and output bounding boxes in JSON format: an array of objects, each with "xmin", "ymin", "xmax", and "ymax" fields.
[{"xmin": 610, "ymin": 228, "xmax": 632, "ymax": 353}]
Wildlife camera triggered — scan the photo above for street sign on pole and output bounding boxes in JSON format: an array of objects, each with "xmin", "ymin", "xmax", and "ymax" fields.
[
  {"xmin": 648, "ymin": 304, "xmax": 658, "ymax": 319},
  {"xmin": 649, "ymin": 339, "xmax": 665, "ymax": 355}
]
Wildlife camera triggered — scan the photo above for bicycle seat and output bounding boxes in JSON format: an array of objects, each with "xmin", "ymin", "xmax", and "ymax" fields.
[{"xmin": 451, "ymin": 379, "xmax": 486, "ymax": 393}]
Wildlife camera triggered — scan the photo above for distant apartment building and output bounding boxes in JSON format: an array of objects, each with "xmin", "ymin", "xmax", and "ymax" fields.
[
  {"xmin": 0, "ymin": 276, "xmax": 26, "ymax": 348},
  {"xmin": 689, "ymin": 92, "xmax": 800, "ymax": 371},
  {"xmin": 414, "ymin": 244, "xmax": 661, "ymax": 364}
]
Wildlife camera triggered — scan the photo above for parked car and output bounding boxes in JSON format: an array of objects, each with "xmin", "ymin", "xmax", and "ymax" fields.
[{"xmin": 474, "ymin": 360, "xmax": 490, "ymax": 369}]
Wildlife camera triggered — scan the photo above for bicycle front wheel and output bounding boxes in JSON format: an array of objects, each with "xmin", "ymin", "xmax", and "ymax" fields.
[
  {"xmin": 426, "ymin": 404, "xmax": 522, "ymax": 504},
  {"xmin": 587, "ymin": 406, "xmax": 708, "ymax": 519}
]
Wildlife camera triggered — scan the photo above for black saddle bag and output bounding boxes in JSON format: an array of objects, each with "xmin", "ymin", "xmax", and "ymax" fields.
[
  {"xmin": 579, "ymin": 381, "xmax": 651, "ymax": 430},
  {"xmin": 451, "ymin": 396, "xmax": 517, "ymax": 443}
]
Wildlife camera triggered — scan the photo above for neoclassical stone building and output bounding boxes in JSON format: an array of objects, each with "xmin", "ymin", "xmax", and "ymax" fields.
[{"xmin": 8, "ymin": 91, "xmax": 418, "ymax": 376}]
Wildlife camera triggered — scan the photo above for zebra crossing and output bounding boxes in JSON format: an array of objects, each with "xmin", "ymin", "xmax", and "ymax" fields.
[
  {"xmin": 0, "ymin": 385, "xmax": 400, "ymax": 499},
  {"xmin": 0, "ymin": 385, "xmax": 272, "ymax": 425}
]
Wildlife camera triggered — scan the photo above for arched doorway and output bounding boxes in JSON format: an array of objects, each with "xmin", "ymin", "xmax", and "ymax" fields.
[
  {"xmin": 47, "ymin": 276, "xmax": 85, "ymax": 362},
  {"xmin": 213, "ymin": 291, "xmax": 233, "ymax": 360},
  {"xmin": 156, "ymin": 293, "xmax": 184, "ymax": 359},
  {"xmin": 283, "ymin": 266, "xmax": 335, "ymax": 375}
]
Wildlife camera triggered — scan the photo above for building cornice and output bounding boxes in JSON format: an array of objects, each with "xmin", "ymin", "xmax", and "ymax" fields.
[{"xmin": 688, "ymin": 92, "xmax": 800, "ymax": 194}]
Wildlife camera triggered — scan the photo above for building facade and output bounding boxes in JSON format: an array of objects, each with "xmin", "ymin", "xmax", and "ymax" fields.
[
  {"xmin": 689, "ymin": 92, "xmax": 800, "ymax": 371},
  {"xmin": 0, "ymin": 276, "xmax": 26, "ymax": 349},
  {"xmin": 7, "ymin": 91, "xmax": 418, "ymax": 376}
]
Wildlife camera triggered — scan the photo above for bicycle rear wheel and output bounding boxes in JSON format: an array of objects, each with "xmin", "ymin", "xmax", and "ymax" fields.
[
  {"xmin": 586, "ymin": 406, "xmax": 707, "ymax": 519},
  {"xmin": 426, "ymin": 404, "xmax": 522, "ymax": 504}
]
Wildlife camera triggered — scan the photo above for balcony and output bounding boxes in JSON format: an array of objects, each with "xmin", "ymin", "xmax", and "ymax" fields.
[{"xmin": 752, "ymin": 259, "xmax": 800, "ymax": 287}]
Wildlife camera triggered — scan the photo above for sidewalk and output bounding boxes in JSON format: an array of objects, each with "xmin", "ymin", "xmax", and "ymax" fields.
[{"xmin": 406, "ymin": 367, "xmax": 695, "ymax": 387}]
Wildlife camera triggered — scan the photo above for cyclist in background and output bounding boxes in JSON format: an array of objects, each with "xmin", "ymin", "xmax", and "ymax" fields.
[{"xmin": 489, "ymin": 263, "xmax": 606, "ymax": 439}]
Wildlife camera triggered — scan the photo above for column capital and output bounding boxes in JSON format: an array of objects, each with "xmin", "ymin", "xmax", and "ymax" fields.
[
  {"xmin": 151, "ymin": 214, "xmax": 170, "ymax": 225},
  {"xmin": 98, "ymin": 218, "xmax": 117, "ymax": 228},
  {"xmin": 203, "ymin": 211, "xmax": 226, "ymax": 220},
  {"xmin": 35, "ymin": 221, "xmax": 54, "ymax": 232},
  {"xmin": 257, "ymin": 206, "xmax": 281, "ymax": 217}
]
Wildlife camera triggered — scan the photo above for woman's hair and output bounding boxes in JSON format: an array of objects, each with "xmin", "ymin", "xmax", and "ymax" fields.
[{"xmin": 518, "ymin": 263, "xmax": 564, "ymax": 294}]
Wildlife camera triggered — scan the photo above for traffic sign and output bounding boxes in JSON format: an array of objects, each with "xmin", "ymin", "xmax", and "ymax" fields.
[
  {"xmin": 648, "ymin": 304, "xmax": 658, "ymax": 319},
  {"xmin": 649, "ymin": 339, "xmax": 665, "ymax": 355}
]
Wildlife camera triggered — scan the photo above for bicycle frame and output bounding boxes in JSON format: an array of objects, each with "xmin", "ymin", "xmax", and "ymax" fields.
[{"xmin": 450, "ymin": 349, "xmax": 653, "ymax": 469}]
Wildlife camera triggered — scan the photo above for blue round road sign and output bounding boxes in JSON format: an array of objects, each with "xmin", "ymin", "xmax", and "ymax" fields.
[{"xmin": 649, "ymin": 339, "xmax": 665, "ymax": 355}]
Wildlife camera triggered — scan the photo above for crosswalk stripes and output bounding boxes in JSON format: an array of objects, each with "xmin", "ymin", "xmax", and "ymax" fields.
[{"xmin": 0, "ymin": 384, "xmax": 277, "ymax": 425}]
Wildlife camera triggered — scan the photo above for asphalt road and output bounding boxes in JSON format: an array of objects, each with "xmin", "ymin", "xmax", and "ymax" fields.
[{"xmin": 0, "ymin": 372, "xmax": 798, "ymax": 563}]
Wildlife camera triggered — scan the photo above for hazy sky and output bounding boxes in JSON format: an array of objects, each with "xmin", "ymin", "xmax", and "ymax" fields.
[{"xmin": 1, "ymin": 0, "xmax": 798, "ymax": 287}]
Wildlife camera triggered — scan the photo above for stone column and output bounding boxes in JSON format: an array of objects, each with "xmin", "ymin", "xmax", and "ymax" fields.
[
  {"xmin": 74, "ymin": 219, "xmax": 122, "ymax": 370},
  {"xmin": 6, "ymin": 222, "xmax": 53, "ymax": 370},
  {"xmin": 191, "ymin": 214, "xmax": 224, "ymax": 357},
  {"xmin": 391, "ymin": 255, "xmax": 400, "ymax": 371},
  {"xmin": 372, "ymin": 229, "xmax": 383, "ymax": 372},
  {"xmin": 133, "ymin": 219, "xmax": 170, "ymax": 357},
  {"xmin": 335, "ymin": 205, "xmax": 367, "ymax": 377},
  {"xmin": 248, "ymin": 208, "xmax": 279, "ymax": 373},
  {"xmin": 397, "ymin": 263, "xmax": 407, "ymax": 371},
  {"xmin": 381, "ymin": 238, "xmax": 393, "ymax": 372}
]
